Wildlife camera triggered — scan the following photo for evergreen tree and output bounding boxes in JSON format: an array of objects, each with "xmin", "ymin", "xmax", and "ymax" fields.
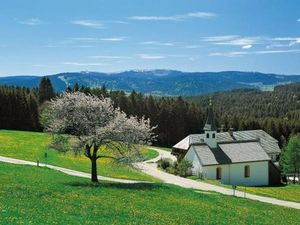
[
  {"xmin": 280, "ymin": 135, "xmax": 300, "ymax": 183},
  {"xmin": 38, "ymin": 76, "xmax": 55, "ymax": 104}
]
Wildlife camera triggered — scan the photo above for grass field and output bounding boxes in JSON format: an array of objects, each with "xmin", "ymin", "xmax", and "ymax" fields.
[
  {"xmin": 189, "ymin": 177, "xmax": 300, "ymax": 203},
  {"xmin": 0, "ymin": 162, "xmax": 299, "ymax": 225},
  {"xmin": 0, "ymin": 130, "xmax": 159, "ymax": 182}
]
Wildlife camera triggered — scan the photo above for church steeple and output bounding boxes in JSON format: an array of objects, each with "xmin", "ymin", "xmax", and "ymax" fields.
[
  {"xmin": 203, "ymin": 97, "xmax": 217, "ymax": 148},
  {"xmin": 203, "ymin": 97, "xmax": 217, "ymax": 131}
]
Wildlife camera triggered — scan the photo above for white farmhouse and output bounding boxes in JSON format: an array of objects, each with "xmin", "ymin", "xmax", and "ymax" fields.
[{"xmin": 171, "ymin": 103, "xmax": 282, "ymax": 186}]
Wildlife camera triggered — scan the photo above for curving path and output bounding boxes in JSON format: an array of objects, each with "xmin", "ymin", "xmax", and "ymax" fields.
[
  {"xmin": 1, "ymin": 148, "xmax": 300, "ymax": 209},
  {"xmin": 0, "ymin": 155, "xmax": 145, "ymax": 184},
  {"xmin": 135, "ymin": 147, "xmax": 300, "ymax": 210}
]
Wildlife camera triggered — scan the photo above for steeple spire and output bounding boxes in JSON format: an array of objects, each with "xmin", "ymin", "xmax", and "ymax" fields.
[{"xmin": 203, "ymin": 97, "xmax": 217, "ymax": 131}]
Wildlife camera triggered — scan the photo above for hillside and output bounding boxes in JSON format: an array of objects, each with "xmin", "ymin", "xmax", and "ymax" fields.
[
  {"xmin": 1, "ymin": 70, "xmax": 300, "ymax": 96},
  {"xmin": 0, "ymin": 130, "xmax": 158, "ymax": 182},
  {"xmin": 1, "ymin": 162, "xmax": 299, "ymax": 224},
  {"xmin": 187, "ymin": 82, "xmax": 300, "ymax": 146}
]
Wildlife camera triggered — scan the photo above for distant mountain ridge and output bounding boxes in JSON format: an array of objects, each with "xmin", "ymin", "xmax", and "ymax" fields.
[{"xmin": 1, "ymin": 70, "xmax": 300, "ymax": 96}]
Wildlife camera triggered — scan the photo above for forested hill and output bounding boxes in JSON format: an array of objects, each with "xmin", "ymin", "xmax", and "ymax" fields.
[
  {"xmin": 187, "ymin": 82, "xmax": 300, "ymax": 146},
  {"xmin": 1, "ymin": 70, "xmax": 300, "ymax": 96},
  {"xmin": 1, "ymin": 80, "xmax": 300, "ymax": 147}
]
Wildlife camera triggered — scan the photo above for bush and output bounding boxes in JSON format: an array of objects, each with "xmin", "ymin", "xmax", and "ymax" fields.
[
  {"xmin": 176, "ymin": 159, "xmax": 193, "ymax": 177},
  {"xmin": 165, "ymin": 166, "xmax": 177, "ymax": 175},
  {"xmin": 157, "ymin": 158, "xmax": 192, "ymax": 177},
  {"xmin": 157, "ymin": 158, "xmax": 172, "ymax": 170}
]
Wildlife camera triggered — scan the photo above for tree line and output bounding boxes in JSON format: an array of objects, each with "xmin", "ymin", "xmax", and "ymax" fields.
[
  {"xmin": 0, "ymin": 77, "xmax": 54, "ymax": 131},
  {"xmin": 188, "ymin": 84, "xmax": 300, "ymax": 147},
  {"xmin": 2, "ymin": 77, "xmax": 300, "ymax": 148}
]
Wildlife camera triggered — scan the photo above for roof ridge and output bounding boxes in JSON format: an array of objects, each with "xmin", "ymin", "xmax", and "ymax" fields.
[{"xmin": 218, "ymin": 139, "xmax": 259, "ymax": 145}]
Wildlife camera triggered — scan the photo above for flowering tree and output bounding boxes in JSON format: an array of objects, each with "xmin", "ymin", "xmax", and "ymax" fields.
[{"xmin": 44, "ymin": 92, "xmax": 156, "ymax": 182}]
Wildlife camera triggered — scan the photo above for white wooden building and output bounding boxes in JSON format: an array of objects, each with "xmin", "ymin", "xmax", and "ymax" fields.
[{"xmin": 171, "ymin": 103, "xmax": 282, "ymax": 186}]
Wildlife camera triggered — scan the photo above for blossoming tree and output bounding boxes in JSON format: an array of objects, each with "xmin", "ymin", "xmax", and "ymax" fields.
[{"xmin": 44, "ymin": 92, "xmax": 156, "ymax": 182}]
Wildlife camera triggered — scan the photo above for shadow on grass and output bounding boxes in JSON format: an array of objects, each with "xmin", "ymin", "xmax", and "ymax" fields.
[{"xmin": 65, "ymin": 181, "xmax": 164, "ymax": 190}]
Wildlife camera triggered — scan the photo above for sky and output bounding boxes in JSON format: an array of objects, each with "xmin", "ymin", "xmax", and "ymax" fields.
[{"xmin": 0, "ymin": 0, "xmax": 300, "ymax": 76}]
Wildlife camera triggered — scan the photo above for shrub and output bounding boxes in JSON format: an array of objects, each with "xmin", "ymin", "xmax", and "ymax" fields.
[
  {"xmin": 176, "ymin": 159, "xmax": 193, "ymax": 177},
  {"xmin": 166, "ymin": 166, "xmax": 176, "ymax": 175},
  {"xmin": 157, "ymin": 158, "xmax": 172, "ymax": 170}
]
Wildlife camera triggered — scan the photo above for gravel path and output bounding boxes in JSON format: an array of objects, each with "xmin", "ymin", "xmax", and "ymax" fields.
[
  {"xmin": 0, "ymin": 155, "xmax": 145, "ymax": 184},
  {"xmin": 135, "ymin": 147, "xmax": 300, "ymax": 210},
  {"xmin": 1, "ymin": 148, "xmax": 299, "ymax": 209}
]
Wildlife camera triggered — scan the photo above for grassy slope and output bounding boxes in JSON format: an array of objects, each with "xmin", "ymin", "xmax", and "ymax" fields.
[
  {"xmin": 190, "ymin": 177, "xmax": 300, "ymax": 203},
  {"xmin": 0, "ymin": 130, "xmax": 159, "ymax": 182},
  {"xmin": 0, "ymin": 163, "xmax": 299, "ymax": 225},
  {"xmin": 238, "ymin": 185, "xmax": 300, "ymax": 203}
]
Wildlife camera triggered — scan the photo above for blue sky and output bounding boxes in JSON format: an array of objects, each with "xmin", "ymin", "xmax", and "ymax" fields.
[{"xmin": 0, "ymin": 0, "xmax": 300, "ymax": 76}]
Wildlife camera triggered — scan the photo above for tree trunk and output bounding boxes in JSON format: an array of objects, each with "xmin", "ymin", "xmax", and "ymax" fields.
[{"xmin": 91, "ymin": 157, "xmax": 98, "ymax": 182}]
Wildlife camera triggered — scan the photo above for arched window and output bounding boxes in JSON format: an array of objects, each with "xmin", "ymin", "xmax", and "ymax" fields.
[
  {"xmin": 206, "ymin": 133, "xmax": 210, "ymax": 138},
  {"xmin": 216, "ymin": 167, "xmax": 222, "ymax": 180},
  {"xmin": 244, "ymin": 165, "xmax": 250, "ymax": 178},
  {"xmin": 212, "ymin": 133, "xmax": 216, "ymax": 139}
]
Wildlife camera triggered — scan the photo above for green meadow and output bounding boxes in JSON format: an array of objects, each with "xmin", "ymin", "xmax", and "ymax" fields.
[
  {"xmin": 190, "ymin": 177, "xmax": 300, "ymax": 203},
  {"xmin": 0, "ymin": 162, "xmax": 299, "ymax": 225},
  {"xmin": 0, "ymin": 130, "xmax": 159, "ymax": 182}
]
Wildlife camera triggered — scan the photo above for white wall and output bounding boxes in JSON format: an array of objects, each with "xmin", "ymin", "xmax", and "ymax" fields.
[
  {"xmin": 204, "ymin": 131, "xmax": 217, "ymax": 148},
  {"xmin": 184, "ymin": 148, "xmax": 202, "ymax": 176},
  {"xmin": 184, "ymin": 147, "xmax": 269, "ymax": 186},
  {"xmin": 202, "ymin": 161, "xmax": 269, "ymax": 186}
]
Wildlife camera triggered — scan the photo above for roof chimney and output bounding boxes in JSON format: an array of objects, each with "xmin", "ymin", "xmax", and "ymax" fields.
[{"xmin": 228, "ymin": 128, "xmax": 235, "ymax": 140}]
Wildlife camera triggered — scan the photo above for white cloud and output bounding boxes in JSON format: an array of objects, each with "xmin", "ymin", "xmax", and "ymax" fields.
[
  {"xmin": 166, "ymin": 54, "xmax": 186, "ymax": 58},
  {"xmin": 297, "ymin": 18, "xmax": 300, "ymax": 22},
  {"xmin": 140, "ymin": 41, "xmax": 175, "ymax": 46},
  {"xmin": 210, "ymin": 49, "xmax": 300, "ymax": 57},
  {"xmin": 202, "ymin": 35, "xmax": 259, "ymax": 48},
  {"xmin": 89, "ymin": 55, "xmax": 131, "ymax": 59},
  {"xmin": 72, "ymin": 20, "xmax": 104, "ymax": 29},
  {"xmin": 242, "ymin": 44, "xmax": 252, "ymax": 49},
  {"xmin": 138, "ymin": 54, "xmax": 186, "ymax": 59},
  {"xmin": 70, "ymin": 36, "xmax": 126, "ymax": 42},
  {"xmin": 18, "ymin": 18, "xmax": 42, "ymax": 26},
  {"xmin": 128, "ymin": 11, "xmax": 216, "ymax": 21},
  {"xmin": 201, "ymin": 35, "xmax": 239, "ymax": 42},
  {"xmin": 271, "ymin": 37, "xmax": 300, "ymax": 46},
  {"xmin": 138, "ymin": 54, "xmax": 165, "ymax": 59},
  {"xmin": 107, "ymin": 20, "xmax": 129, "ymax": 24},
  {"xmin": 186, "ymin": 12, "xmax": 216, "ymax": 18},
  {"xmin": 99, "ymin": 37, "xmax": 127, "ymax": 41},
  {"xmin": 62, "ymin": 62, "xmax": 108, "ymax": 66}
]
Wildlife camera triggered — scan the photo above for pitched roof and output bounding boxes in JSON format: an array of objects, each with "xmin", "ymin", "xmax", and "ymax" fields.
[
  {"xmin": 232, "ymin": 130, "xmax": 281, "ymax": 154},
  {"xmin": 192, "ymin": 141, "xmax": 270, "ymax": 166},
  {"xmin": 172, "ymin": 129, "xmax": 281, "ymax": 154}
]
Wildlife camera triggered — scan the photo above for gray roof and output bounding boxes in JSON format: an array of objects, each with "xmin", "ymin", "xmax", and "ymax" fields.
[
  {"xmin": 173, "ymin": 129, "xmax": 281, "ymax": 154},
  {"xmin": 192, "ymin": 141, "xmax": 270, "ymax": 166}
]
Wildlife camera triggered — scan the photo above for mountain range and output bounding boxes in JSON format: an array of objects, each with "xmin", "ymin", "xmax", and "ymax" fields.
[{"xmin": 1, "ymin": 70, "xmax": 300, "ymax": 96}]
